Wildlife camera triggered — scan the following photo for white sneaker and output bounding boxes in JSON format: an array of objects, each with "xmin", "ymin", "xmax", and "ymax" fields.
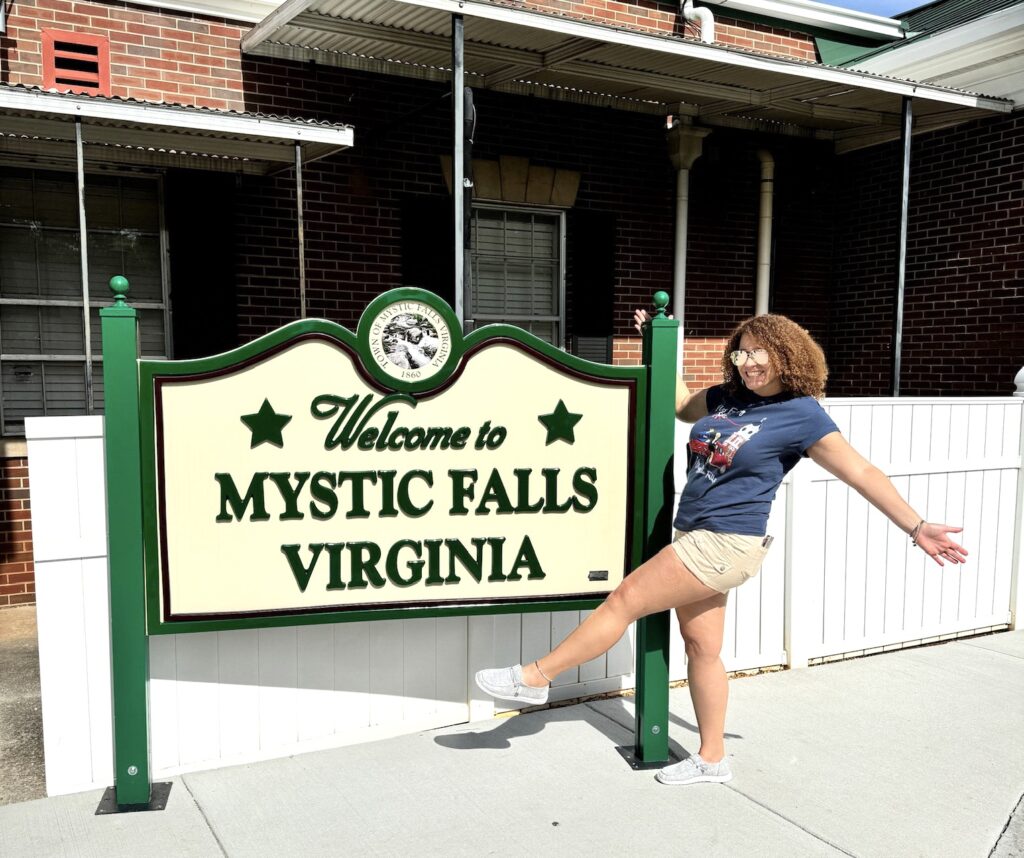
[
  {"xmin": 474, "ymin": 664, "xmax": 549, "ymax": 704},
  {"xmin": 656, "ymin": 753, "xmax": 732, "ymax": 785}
]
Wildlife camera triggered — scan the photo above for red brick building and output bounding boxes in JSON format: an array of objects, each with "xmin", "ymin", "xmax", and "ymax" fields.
[{"xmin": 1, "ymin": 0, "xmax": 1021, "ymax": 606}]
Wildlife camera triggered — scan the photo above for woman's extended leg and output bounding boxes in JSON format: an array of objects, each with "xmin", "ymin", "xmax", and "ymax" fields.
[
  {"xmin": 675, "ymin": 593, "xmax": 729, "ymax": 762},
  {"xmin": 518, "ymin": 545, "xmax": 719, "ymax": 688}
]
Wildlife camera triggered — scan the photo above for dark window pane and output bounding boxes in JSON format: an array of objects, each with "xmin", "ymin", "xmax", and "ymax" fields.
[
  {"xmin": 470, "ymin": 208, "xmax": 560, "ymax": 336},
  {"xmin": 2, "ymin": 361, "xmax": 44, "ymax": 430},
  {"xmin": 0, "ymin": 226, "xmax": 41, "ymax": 298},
  {"xmin": 91, "ymin": 363, "xmax": 104, "ymax": 413},
  {"xmin": 32, "ymin": 176, "xmax": 78, "ymax": 229},
  {"xmin": 1, "ymin": 305, "xmax": 85, "ymax": 355},
  {"xmin": 88, "ymin": 233, "xmax": 162, "ymax": 302},
  {"xmin": 90, "ymin": 307, "xmax": 165, "ymax": 358},
  {"xmin": 0, "ymin": 173, "xmax": 35, "ymax": 224},
  {"xmin": 43, "ymin": 362, "xmax": 88, "ymax": 414}
]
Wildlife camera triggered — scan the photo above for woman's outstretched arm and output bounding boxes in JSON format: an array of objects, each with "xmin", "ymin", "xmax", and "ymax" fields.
[{"xmin": 807, "ymin": 431, "xmax": 968, "ymax": 566}]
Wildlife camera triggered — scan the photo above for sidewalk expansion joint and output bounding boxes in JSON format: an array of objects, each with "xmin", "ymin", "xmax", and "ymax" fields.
[
  {"xmin": 957, "ymin": 642, "xmax": 1024, "ymax": 661},
  {"xmin": 988, "ymin": 790, "xmax": 1024, "ymax": 858},
  {"xmin": 181, "ymin": 776, "xmax": 229, "ymax": 857},
  {"xmin": 725, "ymin": 785, "xmax": 858, "ymax": 857}
]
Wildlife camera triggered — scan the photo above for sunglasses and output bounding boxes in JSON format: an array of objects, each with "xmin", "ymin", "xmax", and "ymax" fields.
[{"xmin": 729, "ymin": 348, "xmax": 770, "ymax": 367}]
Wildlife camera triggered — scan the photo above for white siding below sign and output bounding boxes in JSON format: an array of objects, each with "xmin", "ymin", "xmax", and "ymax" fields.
[
  {"xmin": 25, "ymin": 416, "xmax": 635, "ymax": 793},
  {"xmin": 26, "ymin": 396, "xmax": 1024, "ymax": 794}
]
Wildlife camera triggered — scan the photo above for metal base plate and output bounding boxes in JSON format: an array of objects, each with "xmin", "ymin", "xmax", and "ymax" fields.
[
  {"xmin": 95, "ymin": 782, "xmax": 172, "ymax": 814},
  {"xmin": 615, "ymin": 746, "xmax": 678, "ymax": 771}
]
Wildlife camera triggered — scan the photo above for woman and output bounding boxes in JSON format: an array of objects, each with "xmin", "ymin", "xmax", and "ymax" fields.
[{"xmin": 475, "ymin": 312, "xmax": 967, "ymax": 786}]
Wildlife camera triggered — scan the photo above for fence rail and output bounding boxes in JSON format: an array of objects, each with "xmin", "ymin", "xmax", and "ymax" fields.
[{"xmin": 26, "ymin": 395, "xmax": 1024, "ymax": 795}]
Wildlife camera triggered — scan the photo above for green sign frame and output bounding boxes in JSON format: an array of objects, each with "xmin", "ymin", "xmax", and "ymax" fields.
[
  {"xmin": 138, "ymin": 288, "xmax": 649, "ymax": 634},
  {"xmin": 102, "ymin": 280, "xmax": 678, "ymax": 809}
]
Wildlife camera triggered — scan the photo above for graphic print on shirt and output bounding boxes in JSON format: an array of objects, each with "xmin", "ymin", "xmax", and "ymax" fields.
[{"xmin": 690, "ymin": 409, "xmax": 766, "ymax": 481}]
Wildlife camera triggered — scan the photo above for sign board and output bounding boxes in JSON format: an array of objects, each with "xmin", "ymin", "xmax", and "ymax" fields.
[{"xmin": 140, "ymin": 288, "xmax": 648, "ymax": 633}]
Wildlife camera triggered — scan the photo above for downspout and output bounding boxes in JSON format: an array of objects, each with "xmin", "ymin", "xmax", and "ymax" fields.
[
  {"xmin": 667, "ymin": 121, "xmax": 712, "ymax": 367},
  {"xmin": 755, "ymin": 150, "xmax": 774, "ymax": 316},
  {"xmin": 682, "ymin": 0, "xmax": 715, "ymax": 43}
]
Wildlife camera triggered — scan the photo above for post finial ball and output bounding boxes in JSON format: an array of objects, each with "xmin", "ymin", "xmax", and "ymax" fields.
[
  {"xmin": 652, "ymin": 291, "xmax": 670, "ymax": 317},
  {"xmin": 109, "ymin": 276, "xmax": 130, "ymax": 306}
]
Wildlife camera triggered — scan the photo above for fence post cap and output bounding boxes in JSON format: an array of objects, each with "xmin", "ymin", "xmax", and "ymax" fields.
[
  {"xmin": 652, "ymin": 291, "xmax": 670, "ymax": 318},
  {"xmin": 1014, "ymin": 365, "xmax": 1024, "ymax": 397},
  {"xmin": 109, "ymin": 276, "xmax": 130, "ymax": 307}
]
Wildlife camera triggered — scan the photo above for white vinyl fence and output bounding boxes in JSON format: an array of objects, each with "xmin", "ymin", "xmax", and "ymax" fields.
[{"xmin": 27, "ymin": 397, "xmax": 1024, "ymax": 795}]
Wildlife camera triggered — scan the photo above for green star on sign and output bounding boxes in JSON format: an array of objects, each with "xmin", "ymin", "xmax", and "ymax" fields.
[
  {"xmin": 241, "ymin": 399, "xmax": 292, "ymax": 448},
  {"xmin": 538, "ymin": 400, "xmax": 583, "ymax": 445}
]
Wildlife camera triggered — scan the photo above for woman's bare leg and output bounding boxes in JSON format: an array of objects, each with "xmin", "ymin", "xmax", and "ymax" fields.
[
  {"xmin": 519, "ymin": 545, "xmax": 719, "ymax": 687},
  {"xmin": 676, "ymin": 594, "xmax": 729, "ymax": 762}
]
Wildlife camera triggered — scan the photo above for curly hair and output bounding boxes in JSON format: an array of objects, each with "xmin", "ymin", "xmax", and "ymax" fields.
[{"xmin": 721, "ymin": 315, "xmax": 828, "ymax": 399}]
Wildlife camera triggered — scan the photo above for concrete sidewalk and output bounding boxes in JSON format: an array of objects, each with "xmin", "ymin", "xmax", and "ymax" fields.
[{"xmin": 1, "ymin": 630, "xmax": 1022, "ymax": 858}]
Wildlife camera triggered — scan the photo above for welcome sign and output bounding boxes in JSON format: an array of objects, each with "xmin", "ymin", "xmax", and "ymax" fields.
[{"xmin": 140, "ymin": 289, "xmax": 648, "ymax": 633}]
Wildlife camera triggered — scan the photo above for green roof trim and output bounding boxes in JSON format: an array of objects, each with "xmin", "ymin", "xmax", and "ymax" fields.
[{"xmin": 815, "ymin": 36, "xmax": 891, "ymax": 66}]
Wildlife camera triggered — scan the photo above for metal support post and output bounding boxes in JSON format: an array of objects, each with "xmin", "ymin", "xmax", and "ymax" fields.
[
  {"xmin": 452, "ymin": 13, "xmax": 465, "ymax": 326},
  {"xmin": 75, "ymin": 118, "xmax": 94, "ymax": 414},
  {"xmin": 296, "ymin": 142, "xmax": 307, "ymax": 318},
  {"xmin": 891, "ymin": 96, "xmax": 912, "ymax": 396}
]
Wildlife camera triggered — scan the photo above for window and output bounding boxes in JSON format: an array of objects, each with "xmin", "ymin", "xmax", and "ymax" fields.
[
  {"xmin": 469, "ymin": 206, "xmax": 565, "ymax": 346},
  {"xmin": 41, "ymin": 31, "xmax": 111, "ymax": 97},
  {"xmin": 0, "ymin": 167, "xmax": 169, "ymax": 435}
]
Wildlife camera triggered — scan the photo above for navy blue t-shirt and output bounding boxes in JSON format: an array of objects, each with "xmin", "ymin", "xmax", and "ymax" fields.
[{"xmin": 674, "ymin": 385, "xmax": 839, "ymax": 537}]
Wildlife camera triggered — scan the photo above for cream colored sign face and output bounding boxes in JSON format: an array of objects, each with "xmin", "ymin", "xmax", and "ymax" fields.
[
  {"xmin": 368, "ymin": 300, "xmax": 452, "ymax": 383},
  {"xmin": 155, "ymin": 338, "xmax": 636, "ymax": 621}
]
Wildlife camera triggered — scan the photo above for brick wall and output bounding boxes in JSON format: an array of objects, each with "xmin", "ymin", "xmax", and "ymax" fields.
[
  {"xmin": 612, "ymin": 337, "xmax": 727, "ymax": 387},
  {"xmin": 225, "ymin": 61, "xmax": 833, "ymax": 352},
  {"xmin": 222, "ymin": 57, "xmax": 835, "ymax": 387},
  {"xmin": 502, "ymin": 0, "xmax": 817, "ymax": 60},
  {"xmin": 2, "ymin": 0, "xmax": 247, "ymax": 110},
  {"xmin": 830, "ymin": 111, "xmax": 1024, "ymax": 396},
  {"xmin": 713, "ymin": 18, "xmax": 817, "ymax": 61},
  {"xmin": 227, "ymin": 62, "xmax": 683, "ymax": 337},
  {"xmin": 0, "ymin": 457, "xmax": 34, "ymax": 609}
]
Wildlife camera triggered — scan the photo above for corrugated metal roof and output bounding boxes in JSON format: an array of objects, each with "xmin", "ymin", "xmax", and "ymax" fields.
[
  {"xmin": 0, "ymin": 84, "xmax": 354, "ymax": 131},
  {"xmin": 899, "ymin": 0, "xmax": 1024, "ymax": 35},
  {"xmin": 0, "ymin": 85, "xmax": 354, "ymax": 173},
  {"xmin": 242, "ymin": 0, "xmax": 1011, "ymax": 152}
]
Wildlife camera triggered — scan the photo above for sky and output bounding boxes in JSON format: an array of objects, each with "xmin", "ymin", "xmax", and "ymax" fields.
[{"xmin": 824, "ymin": 0, "xmax": 910, "ymax": 15}]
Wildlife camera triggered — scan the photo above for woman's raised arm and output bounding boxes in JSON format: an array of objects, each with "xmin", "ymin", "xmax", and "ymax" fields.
[
  {"xmin": 633, "ymin": 308, "xmax": 709, "ymax": 423},
  {"xmin": 807, "ymin": 432, "xmax": 968, "ymax": 566}
]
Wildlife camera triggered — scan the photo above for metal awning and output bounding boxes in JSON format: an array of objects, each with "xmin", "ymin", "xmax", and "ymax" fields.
[
  {"xmin": 0, "ymin": 86, "xmax": 355, "ymax": 174},
  {"xmin": 241, "ymin": 0, "xmax": 1013, "ymax": 152}
]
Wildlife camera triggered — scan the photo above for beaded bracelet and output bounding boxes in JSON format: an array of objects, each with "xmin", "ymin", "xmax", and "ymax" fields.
[{"xmin": 909, "ymin": 519, "xmax": 925, "ymax": 545}]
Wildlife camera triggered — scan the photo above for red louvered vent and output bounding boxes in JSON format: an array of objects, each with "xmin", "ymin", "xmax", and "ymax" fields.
[{"xmin": 42, "ymin": 31, "xmax": 111, "ymax": 96}]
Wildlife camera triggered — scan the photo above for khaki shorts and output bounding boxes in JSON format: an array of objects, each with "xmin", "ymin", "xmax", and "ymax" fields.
[{"xmin": 671, "ymin": 530, "xmax": 771, "ymax": 594}]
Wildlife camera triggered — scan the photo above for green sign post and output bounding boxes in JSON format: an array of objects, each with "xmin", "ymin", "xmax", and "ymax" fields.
[
  {"xmin": 634, "ymin": 292, "xmax": 678, "ymax": 765},
  {"xmin": 100, "ymin": 278, "xmax": 677, "ymax": 809},
  {"xmin": 100, "ymin": 276, "xmax": 152, "ymax": 809}
]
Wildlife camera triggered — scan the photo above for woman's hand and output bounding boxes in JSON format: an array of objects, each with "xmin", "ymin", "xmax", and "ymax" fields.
[
  {"xmin": 914, "ymin": 523, "xmax": 969, "ymax": 566},
  {"xmin": 633, "ymin": 308, "xmax": 676, "ymax": 334}
]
